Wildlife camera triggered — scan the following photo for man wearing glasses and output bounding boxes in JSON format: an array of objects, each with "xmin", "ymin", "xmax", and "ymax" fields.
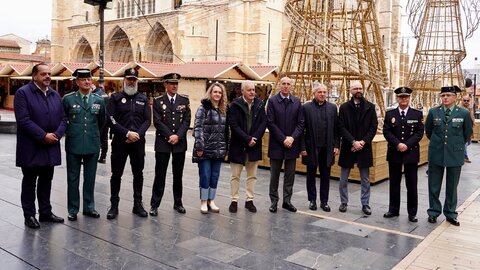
[
  {"xmin": 459, "ymin": 96, "xmax": 475, "ymax": 163},
  {"xmin": 425, "ymin": 86, "xmax": 473, "ymax": 226}
]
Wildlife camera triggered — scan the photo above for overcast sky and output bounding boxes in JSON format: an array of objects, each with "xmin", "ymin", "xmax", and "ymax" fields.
[{"xmin": 1, "ymin": 0, "xmax": 479, "ymax": 68}]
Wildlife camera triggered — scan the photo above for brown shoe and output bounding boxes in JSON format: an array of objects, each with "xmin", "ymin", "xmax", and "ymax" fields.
[{"xmin": 245, "ymin": 201, "xmax": 257, "ymax": 213}]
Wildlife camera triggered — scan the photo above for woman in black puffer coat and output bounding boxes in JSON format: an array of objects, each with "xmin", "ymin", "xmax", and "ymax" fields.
[{"xmin": 193, "ymin": 83, "xmax": 228, "ymax": 213}]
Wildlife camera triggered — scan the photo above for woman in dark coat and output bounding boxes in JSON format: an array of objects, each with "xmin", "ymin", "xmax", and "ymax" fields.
[{"xmin": 193, "ymin": 83, "xmax": 228, "ymax": 214}]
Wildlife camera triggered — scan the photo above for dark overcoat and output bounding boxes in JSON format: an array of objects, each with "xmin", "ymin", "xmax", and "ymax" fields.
[
  {"xmin": 383, "ymin": 107, "xmax": 424, "ymax": 164},
  {"xmin": 14, "ymin": 81, "xmax": 67, "ymax": 167},
  {"xmin": 425, "ymin": 105, "xmax": 473, "ymax": 167},
  {"xmin": 153, "ymin": 93, "xmax": 191, "ymax": 153},
  {"xmin": 301, "ymin": 100, "xmax": 339, "ymax": 167},
  {"xmin": 266, "ymin": 93, "xmax": 304, "ymax": 160},
  {"xmin": 338, "ymin": 98, "xmax": 378, "ymax": 168},
  {"xmin": 227, "ymin": 96, "xmax": 267, "ymax": 164},
  {"xmin": 63, "ymin": 91, "xmax": 105, "ymax": 155}
]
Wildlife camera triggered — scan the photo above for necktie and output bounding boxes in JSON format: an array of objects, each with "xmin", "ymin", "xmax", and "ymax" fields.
[
  {"xmin": 83, "ymin": 96, "xmax": 87, "ymax": 107},
  {"xmin": 445, "ymin": 108, "xmax": 451, "ymax": 121},
  {"xmin": 401, "ymin": 111, "xmax": 405, "ymax": 118},
  {"xmin": 170, "ymin": 97, "xmax": 174, "ymax": 105}
]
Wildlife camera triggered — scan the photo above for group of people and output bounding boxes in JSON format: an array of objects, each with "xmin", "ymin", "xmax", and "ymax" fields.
[{"xmin": 14, "ymin": 62, "xmax": 473, "ymax": 230}]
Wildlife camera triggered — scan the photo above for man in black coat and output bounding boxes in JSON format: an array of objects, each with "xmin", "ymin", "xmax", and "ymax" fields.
[
  {"xmin": 383, "ymin": 87, "xmax": 424, "ymax": 223},
  {"xmin": 106, "ymin": 68, "xmax": 151, "ymax": 219},
  {"xmin": 227, "ymin": 80, "xmax": 267, "ymax": 213},
  {"xmin": 301, "ymin": 83, "xmax": 339, "ymax": 212},
  {"xmin": 149, "ymin": 73, "xmax": 191, "ymax": 215},
  {"xmin": 338, "ymin": 81, "xmax": 378, "ymax": 215}
]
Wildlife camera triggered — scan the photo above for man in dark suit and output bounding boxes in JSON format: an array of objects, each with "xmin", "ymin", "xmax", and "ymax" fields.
[
  {"xmin": 301, "ymin": 83, "xmax": 339, "ymax": 212},
  {"xmin": 338, "ymin": 81, "xmax": 378, "ymax": 215},
  {"xmin": 425, "ymin": 85, "xmax": 473, "ymax": 226},
  {"xmin": 150, "ymin": 73, "xmax": 191, "ymax": 215},
  {"xmin": 63, "ymin": 69, "xmax": 105, "ymax": 221},
  {"xmin": 266, "ymin": 76, "xmax": 304, "ymax": 213},
  {"xmin": 106, "ymin": 68, "xmax": 151, "ymax": 219},
  {"xmin": 383, "ymin": 87, "xmax": 424, "ymax": 222},
  {"xmin": 14, "ymin": 62, "xmax": 66, "ymax": 229}
]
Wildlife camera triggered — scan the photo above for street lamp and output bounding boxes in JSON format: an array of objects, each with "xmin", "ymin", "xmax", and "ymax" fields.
[{"xmin": 84, "ymin": 0, "xmax": 112, "ymax": 84}]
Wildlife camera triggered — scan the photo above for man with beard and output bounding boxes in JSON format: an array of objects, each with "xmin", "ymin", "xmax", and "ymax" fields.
[
  {"xmin": 14, "ymin": 62, "xmax": 66, "ymax": 229},
  {"xmin": 338, "ymin": 81, "xmax": 378, "ymax": 215},
  {"xmin": 106, "ymin": 68, "xmax": 151, "ymax": 219},
  {"xmin": 149, "ymin": 73, "xmax": 191, "ymax": 215}
]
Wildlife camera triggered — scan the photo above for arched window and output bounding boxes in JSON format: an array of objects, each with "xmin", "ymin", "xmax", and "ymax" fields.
[
  {"xmin": 142, "ymin": 0, "xmax": 146, "ymax": 15},
  {"xmin": 151, "ymin": 0, "xmax": 155, "ymax": 13},
  {"xmin": 148, "ymin": 0, "xmax": 152, "ymax": 13},
  {"xmin": 127, "ymin": 0, "xmax": 131, "ymax": 17},
  {"xmin": 117, "ymin": 1, "xmax": 121, "ymax": 18},
  {"xmin": 121, "ymin": 1, "xmax": 125, "ymax": 18},
  {"xmin": 131, "ymin": 0, "xmax": 135, "ymax": 16}
]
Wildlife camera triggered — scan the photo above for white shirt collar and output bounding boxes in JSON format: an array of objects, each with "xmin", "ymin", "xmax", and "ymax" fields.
[
  {"xmin": 167, "ymin": 93, "xmax": 176, "ymax": 102},
  {"xmin": 398, "ymin": 107, "xmax": 409, "ymax": 115}
]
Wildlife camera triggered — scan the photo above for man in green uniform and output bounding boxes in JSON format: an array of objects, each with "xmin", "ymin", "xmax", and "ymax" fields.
[
  {"xmin": 425, "ymin": 85, "xmax": 473, "ymax": 226},
  {"xmin": 63, "ymin": 69, "xmax": 106, "ymax": 221}
]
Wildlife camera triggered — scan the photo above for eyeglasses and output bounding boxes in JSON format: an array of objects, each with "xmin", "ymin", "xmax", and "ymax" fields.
[{"xmin": 463, "ymin": 99, "xmax": 470, "ymax": 102}]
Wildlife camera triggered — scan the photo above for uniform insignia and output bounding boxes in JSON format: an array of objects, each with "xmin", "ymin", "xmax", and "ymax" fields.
[
  {"xmin": 407, "ymin": 120, "xmax": 418, "ymax": 124},
  {"xmin": 73, "ymin": 104, "xmax": 80, "ymax": 108},
  {"xmin": 162, "ymin": 104, "xmax": 167, "ymax": 110},
  {"xmin": 121, "ymin": 98, "xmax": 126, "ymax": 104},
  {"xmin": 91, "ymin": 104, "xmax": 101, "ymax": 110},
  {"xmin": 452, "ymin": 118, "xmax": 464, "ymax": 122},
  {"xmin": 176, "ymin": 105, "xmax": 186, "ymax": 110},
  {"xmin": 136, "ymin": 101, "xmax": 145, "ymax": 106},
  {"xmin": 391, "ymin": 117, "xmax": 395, "ymax": 123}
]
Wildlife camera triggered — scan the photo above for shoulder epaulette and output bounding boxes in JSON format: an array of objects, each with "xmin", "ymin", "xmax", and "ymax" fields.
[
  {"xmin": 386, "ymin": 107, "xmax": 395, "ymax": 112},
  {"xmin": 178, "ymin": 93, "xmax": 189, "ymax": 99},
  {"xmin": 155, "ymin": 95, "xmax": 163, "ymax": 100},
  {"xmin": 63, "ymin": 92, "xmax": 76, "ymax": 98}
]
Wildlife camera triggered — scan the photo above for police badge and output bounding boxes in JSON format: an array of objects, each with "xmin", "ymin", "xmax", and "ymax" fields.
[
  {"xmin": 121, "ymin": 98, "xmax": 127, "ymax": 104},
  {"xmin": 391, "ymin": 117, "xmax": 396, "ymax": 124}
]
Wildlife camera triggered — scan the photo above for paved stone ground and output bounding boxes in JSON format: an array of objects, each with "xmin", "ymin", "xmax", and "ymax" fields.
[{"xmin": 1, "ymin": 109, "xmax": 479, "ymax": 269}]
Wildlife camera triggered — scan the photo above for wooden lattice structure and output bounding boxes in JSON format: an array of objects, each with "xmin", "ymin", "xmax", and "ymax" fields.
[
  {"xmin": 277, "ymin": 0, "xmax": 389, "ymax": 116},
  {"xmin": 406, "ymin": 0, "xmax": 480, "ymax": 110}
]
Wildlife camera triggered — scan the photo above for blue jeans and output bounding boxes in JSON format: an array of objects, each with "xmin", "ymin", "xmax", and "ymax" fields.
[{"xmin": 198, "ymin": 158, "xmax": 222, "ymax": 200}]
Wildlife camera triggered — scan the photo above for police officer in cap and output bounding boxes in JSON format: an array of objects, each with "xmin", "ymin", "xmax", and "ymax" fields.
[
  {"xmin": 106, "ymin": 68, "xmax": 151, "ymax": 219},
  {"xmin": 425, "ymin": 85, "xmax": 473, "ymax": 226},
  {"xmin": 63, "ymin": 68, "xmax": 105, "ymax": 221},
  {"xmin": 383, "ymin": 87, "xmax": 424, "ymax": 222},
  {"xmin": 149, "ymin": 72, "xmax": 191, "ymax": 215}
]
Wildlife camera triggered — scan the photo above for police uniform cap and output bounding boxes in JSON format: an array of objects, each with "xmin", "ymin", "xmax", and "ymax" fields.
[
  {"xmin": 124, "ymin": 68, "xmax": 138, "ymax": 79},
  {"xmin": 440, "ymin": 85, "xmax": 461, "ymax": 94},
  {"xmin": 73, "ymin": 68, "xmax": 92, "ymax": 79},
  {"xmin": 163, "ymin": 73, "xmax": 181, "ymax": 83},
  {"xmin": 394, "ymin": 87, "xmax": 412, "ymax": 97}
]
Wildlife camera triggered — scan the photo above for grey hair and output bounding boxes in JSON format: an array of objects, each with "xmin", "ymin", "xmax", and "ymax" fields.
[
  {"xmin": 241, "ymin": 80, "xmax": 255, "ymax": 91},
  {"xmin": 312, "ymin": 83, "xmax": 327, "ymax": 94}
]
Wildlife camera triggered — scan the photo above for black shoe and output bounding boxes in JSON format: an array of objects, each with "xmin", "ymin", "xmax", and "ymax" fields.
[
  {"xmin": 269, "ymin": 203, "xmax": 277, "ymax": 213},
  {"xmin": 173, "ymin": 204, "xmax": 186, "ymax": 214},
  {"xmin": 106, "ymin": 205, "xmax": 118, "ymax": 220},
  {"xmin": 362, "ymin": 205, "xmax": 372, "ymax": 216},
  {"xmin": 339, "ymin": 203, "xmax": 348, "ymax": 212},
  {"xmin": 132, "ymin": 204, "xmax": 148, "ymax": 217},
  {"xmin": 98, "ymin": 158, "xmax": 106, "ymax": 164},
  {"xmin": 83, "ymin": 210, "xmax": 100, "ymax": 218},
  {"xmin": 408, "ymin": 215, "xmax": 418, "ymax": 223},
  {"xmin": 24, "ymin": 216, "xmax": 40, "ymax": 229},
  {"xmin": 39, "ymin": 213, "xmax": 64, "ymax": 223},
  {"xmin": 245, "ymin": 201, "xmax": 257, "ymax": 213},
  {"xmin": 383, "ymin": 212, "xmax": 399, "ymax": 218},
  {"xmin": 149, "ymin": 207, "xmax": 158, "ymax": 216},
  {"xmin": 282, "ymin": 202, "xmax": 297, "ymax": 212},
  {"xmin": 428, "ymin": 215, "xmax": 437, "ymax": 223},
  {"xmin": 309, "ymin": 201, "xmax": 317, "ymax": 211},
  {"xmin": 68, "ymin": 213, "xmax": 77, "ymax": 221},
  {"xmin": 320, "ymin": 203, "xmax": 331, "ymax": 212},
  {"xmin": 229, "ymin": 201, "xmax": 238, "ymax": 213},
  {"xmin": 446, "ymin": 218, "xmax": 460, "ymax": 226}
]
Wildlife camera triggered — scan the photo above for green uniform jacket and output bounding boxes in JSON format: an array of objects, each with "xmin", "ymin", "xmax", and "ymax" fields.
[
  {"xmin": 63, "ymin": 91, "xmax": 106, "ymax": 155},
  {"xmin": 425, "ymin": 105, "xmax": 473, "ymax": 167}
]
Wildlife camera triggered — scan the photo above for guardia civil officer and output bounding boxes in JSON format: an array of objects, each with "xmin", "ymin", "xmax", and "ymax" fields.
[
  {"xmin": 149, "ymin": 73, "xmax": 191, "ymax": 215},
  {"xmin": 63, "ymin": 69, "xmax": 105, "ymax": 221},
  {"xmin": 106, "ymin": 68, "xmax": 151, "ymax": 219},
  {"xmin": 383, "ymin": 87, "xmax": 424, "ymax": 223},
  {"xmin": 425, "ymin": 85, "xmax": 473, "ymax": 226}
]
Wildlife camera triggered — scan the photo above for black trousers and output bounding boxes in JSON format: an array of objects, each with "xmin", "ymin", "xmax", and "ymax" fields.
[
  {"xmin": 21, "ymin": 166, "xmax": 54, "ymax": 217},
  {"xmin": 99, "ymin": 124, "xmax": 109, "ymax": 159},
  {"xmin": 306, "ymin": 147, "xmax": 331, "ymax": 204},
  {"xmin": 150, "ymin": 151, "xmax": 186, "ymax": 207},
  {"xmin": 109, "ymin": 137, "xmax": 145, "ymax": 206},
  {"xmin": 269, "ymin": 158, "xmax": 296, "ymax": 204},
  {"xmin": 388, "ymin": 162, "xmax": 418, "ymax": 216}
]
